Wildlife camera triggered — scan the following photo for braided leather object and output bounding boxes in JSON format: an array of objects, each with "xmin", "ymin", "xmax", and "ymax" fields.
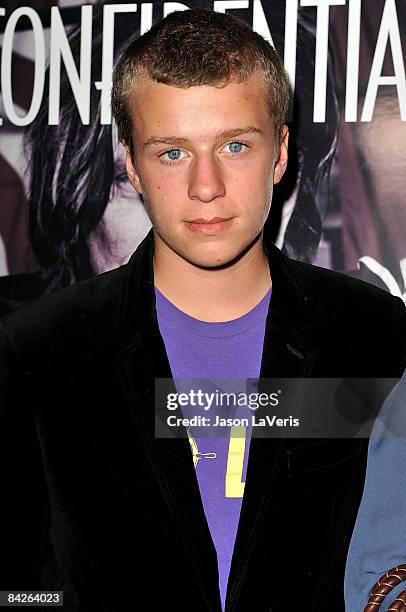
[{"xmin": 364, "ymin": 565, "xmax": 406, "ymax": 611}]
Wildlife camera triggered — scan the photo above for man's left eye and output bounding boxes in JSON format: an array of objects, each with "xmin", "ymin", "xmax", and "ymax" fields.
[{"xmin": 227, "ymin": 142, "xmax": 245, "ymax": 154}]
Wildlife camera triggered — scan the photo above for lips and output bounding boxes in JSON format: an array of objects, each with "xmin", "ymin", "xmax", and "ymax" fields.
[
  {"xmin": 187, "ymin": 217, "xmax": 230, "ymax": 224},
  {"xmin": 185, "ymin": 217, "xmax": 233, "ymax": 235}
]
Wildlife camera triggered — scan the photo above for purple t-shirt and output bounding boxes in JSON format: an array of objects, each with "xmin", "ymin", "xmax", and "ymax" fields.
[{"xmin": 155, "ymin": 287, "xmax": 271, "ymax": 610}]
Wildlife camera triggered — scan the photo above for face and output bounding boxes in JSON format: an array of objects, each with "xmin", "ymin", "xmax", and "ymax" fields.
[{"xmin": 125, "ymin": 72, "xmax": 288, "ymax": 269}]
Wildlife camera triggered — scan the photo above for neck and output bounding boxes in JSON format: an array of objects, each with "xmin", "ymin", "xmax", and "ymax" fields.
[{"xmin": 153, "ymin": 233, "xmax": 272, "ymax": 322}]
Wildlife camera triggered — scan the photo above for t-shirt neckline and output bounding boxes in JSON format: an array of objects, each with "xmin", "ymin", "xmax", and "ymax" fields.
[{"xmin": 154, "ymin": 286, "xmax": 272, "ymax": 339}]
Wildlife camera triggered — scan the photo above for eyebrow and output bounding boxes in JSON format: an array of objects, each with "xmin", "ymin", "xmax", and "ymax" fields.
[{"xmin": 142, "ymin": 126, "xmax": 264, "ymax": 148}]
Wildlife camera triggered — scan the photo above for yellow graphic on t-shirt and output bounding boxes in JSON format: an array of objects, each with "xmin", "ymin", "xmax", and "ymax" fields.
[
  {"xmin": 187, "ymin": 429, "xmax": 217, "ymax": 467},
  {"xmin": 187, "ymin": 426, "xmax": 247, "ymax": 498},
  {"xmin": 225, "ymin": 426, "xmax": 247, "ymax": 498}
]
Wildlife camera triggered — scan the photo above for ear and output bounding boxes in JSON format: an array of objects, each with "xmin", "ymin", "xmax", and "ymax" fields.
[
  {"xmin": 273, "ymin": 125, "xmax": 289, "ymax": 185},
  {"xmin": 122, "ymin": 140, "xmax": 143, "ymax": 195}
]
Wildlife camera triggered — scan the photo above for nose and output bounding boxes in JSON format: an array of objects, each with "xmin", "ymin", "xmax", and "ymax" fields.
[{"xmin": 188, "ymin": 155, "xmax": 226, "ymax": 203}]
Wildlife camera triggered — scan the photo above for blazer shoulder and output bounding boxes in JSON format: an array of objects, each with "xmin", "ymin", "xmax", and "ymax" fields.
[{"xmin": 285, "ymin": 257, "xmax": 406, "ymax": 373}]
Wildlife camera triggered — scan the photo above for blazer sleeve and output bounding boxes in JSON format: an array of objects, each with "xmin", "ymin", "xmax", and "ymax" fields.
[
  {"xmin": 0, "ymin": 317, "xmax": 49, "ymax": 590},
  {"xmin": 344, "ymin": 370, "xmax": 406, "ymax": 610}
]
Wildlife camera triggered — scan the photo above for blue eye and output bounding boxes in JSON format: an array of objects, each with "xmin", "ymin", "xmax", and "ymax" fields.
[
  {"xmin": 228, "ymin": 142, "xmax": 244, "ymax": 154},
  {"xmin": 164, "ymin": 149, "xmax": 182, "ymax": 161}
]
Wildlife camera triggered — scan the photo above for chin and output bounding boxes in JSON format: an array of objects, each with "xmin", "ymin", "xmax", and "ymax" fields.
[
  {"xmin": 193, "ymin": 259, "xmax": 231, "ymax": 270},
  {"xmin": 183, "ymin": 247, "xmax": 246, "ymax": 270}
]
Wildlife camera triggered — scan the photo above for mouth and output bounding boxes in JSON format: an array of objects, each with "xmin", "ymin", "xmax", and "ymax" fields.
[{"xmin": 185, "ymin": 217, "xmax": 234, "ymax": 235}]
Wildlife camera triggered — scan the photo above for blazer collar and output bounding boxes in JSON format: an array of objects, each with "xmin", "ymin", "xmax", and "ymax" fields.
[{"xmin": 115, "ymin": 228, "xmax": 314, "ymax": 340}]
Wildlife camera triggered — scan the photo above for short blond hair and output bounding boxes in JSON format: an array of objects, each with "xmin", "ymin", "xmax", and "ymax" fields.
[{"xmin": 111, "ymin": 7, "xmax": 290, "ymax": 155}]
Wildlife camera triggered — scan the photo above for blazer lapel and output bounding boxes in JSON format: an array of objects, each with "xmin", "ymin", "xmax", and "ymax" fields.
[
  {"xmin": 114, "ymin": 231, "xmax": 222, "ymax": 610},
  {"xmin": 226, "ymin": 243, "xmax": 317, "ymax": 610}
]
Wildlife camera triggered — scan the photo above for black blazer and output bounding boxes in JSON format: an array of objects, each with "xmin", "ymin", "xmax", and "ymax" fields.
[{"xmin": 1, "ymin": 231, "xmax": 405, "ymax": 611}]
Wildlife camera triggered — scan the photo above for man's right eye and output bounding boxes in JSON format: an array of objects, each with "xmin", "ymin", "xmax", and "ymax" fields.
[{"xmin": 160, "ymin": 149, "xmax": 184, "ymax": 162}]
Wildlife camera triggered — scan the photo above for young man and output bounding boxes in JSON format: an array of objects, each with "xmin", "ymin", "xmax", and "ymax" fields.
[{"xmin": 0, "ymin": 8, "xmax": 405, "ymax": 611}]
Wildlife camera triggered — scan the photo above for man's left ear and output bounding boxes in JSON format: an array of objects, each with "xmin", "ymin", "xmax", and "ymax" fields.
[
  {"xmin": 273, "ymin": 125, "xmax": 289, "ymax": 185},
  {"xmin": 122, "ymin": 140, "xmax": 143, "ymax": 195}
]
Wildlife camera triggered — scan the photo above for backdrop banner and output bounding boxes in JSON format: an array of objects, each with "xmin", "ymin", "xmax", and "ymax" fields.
[{"xmin": 1, "ymin": 0, "xmax": 405, "ymax": 310}]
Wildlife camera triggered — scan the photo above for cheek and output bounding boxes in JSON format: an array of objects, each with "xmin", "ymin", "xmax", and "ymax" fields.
[
  {"xmin": 228, "ymin": 157, "xmax": 273, "ymax": 189},
  {"xmin": 142, "ymin": 166, "xmax": 180, "ymax": 200},
  {"xmin": 240, "ymin": 177, "xmax": 273, "ymax": 228},
  {"xmin": 142, "ymin": 187, "xmax": 179, "ymax": 229},
  {"xmin": 142, "ymin": 170, "xmax": 186, "ymax": 219}
]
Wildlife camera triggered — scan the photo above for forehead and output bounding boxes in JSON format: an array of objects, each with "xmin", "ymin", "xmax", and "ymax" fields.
[{"xmin": 127, "ymin": 72, "xmax": 272, "ymax": 141}]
